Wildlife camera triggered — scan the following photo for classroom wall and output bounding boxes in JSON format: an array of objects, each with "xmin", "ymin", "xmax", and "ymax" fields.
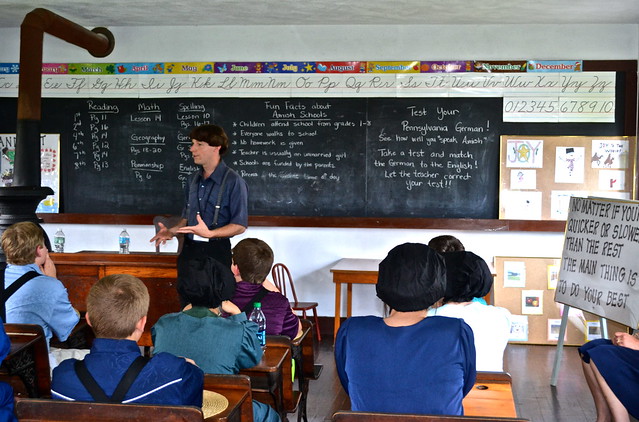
[{"xmin": 0, "ymin": 23, "xmax": 638, "ymax": 318}]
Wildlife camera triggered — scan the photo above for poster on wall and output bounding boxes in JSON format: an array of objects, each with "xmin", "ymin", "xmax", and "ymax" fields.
[{"xmin": 0, "ymin": 133, "xmax": 60, "ymax": 213}]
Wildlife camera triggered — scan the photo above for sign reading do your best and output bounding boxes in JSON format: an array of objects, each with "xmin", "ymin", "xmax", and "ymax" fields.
[{"xmin": 556, "ymin": 196, "xmax": 639, "ymax": 328}]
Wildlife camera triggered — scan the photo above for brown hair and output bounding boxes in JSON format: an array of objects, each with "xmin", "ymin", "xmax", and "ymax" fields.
[
  {"xmin": 189, "ymin": 124, "xmax": 230, "ymax": 156},
  {"xmin": 232, "ymin": 238, "xmax": 274, "ymax": 284},
  {"xmin": 428, "ymin": 235, "xmax": 465, "ymax": 253},
  {"xmin": 1, "ymin": 221, "xmax": 44, "ymax": 265},
  {"xmin": 87, "ymin": 274, "xmax": 149, "ymax": 339}
]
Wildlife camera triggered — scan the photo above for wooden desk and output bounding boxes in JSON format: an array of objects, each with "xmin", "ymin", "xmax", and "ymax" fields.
[
  {"xmin": 51, "ymin": 251, "xmax": 179, "ymax": 347},
  {"xmin": 462, "ymin": 372, "xmax": 517, "ymax": 418},
  {"xmin": 330, "ymin": 258, "xmax": 380, "ymax": 340},
  {"xmin": 240, "ymin": 343, "xmax": 290, "ymax": 420},
  {"xmin": 2, "ymin": 324, "xmax": 51, "ymax": 398}
]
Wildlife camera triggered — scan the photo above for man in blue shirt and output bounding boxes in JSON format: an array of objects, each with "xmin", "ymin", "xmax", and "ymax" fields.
[
  {"xmin": 150, "ymin": 124, "xmax": 248, "ymax": 269},
  {"xmin": 1, "ymin": 221, "xmax": 80, "ymax": 369},
  {"xmin": 52, "ymin": 274, "xmax": 203, "ymax": 406}
]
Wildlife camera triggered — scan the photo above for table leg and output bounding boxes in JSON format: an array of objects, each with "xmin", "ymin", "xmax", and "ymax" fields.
[
  {"xmin": 334, "ymin": 282, "xmax": 342, "ymax": 341},
  {"xmin": 346, "ymin": 284, "xmax": 353, "ymax": 318}
]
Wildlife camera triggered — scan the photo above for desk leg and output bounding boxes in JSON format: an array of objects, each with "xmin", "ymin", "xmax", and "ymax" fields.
[
  {"xmin": 334, "ymin": 282, "xmax": 341, "ymax": 342},
  {"xmin": 346, "ymin": 284, "xmax": 352, "ymax": 318}
]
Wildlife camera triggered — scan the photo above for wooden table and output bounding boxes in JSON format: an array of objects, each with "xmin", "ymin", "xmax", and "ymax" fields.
[
  {"xmin": 330, "ymin": 258, "xmax": 380, "ymax": 340},
  {"xmin": 51, "ymin": 251, "xmax": 179, "ymax": 347},
  {"xmin": 462, "ymin": 372, "xmax": 518, "ymax": 418},
  {"xmin": 240, "ymin": 344, "xmax": 290, "ymax": 420}
]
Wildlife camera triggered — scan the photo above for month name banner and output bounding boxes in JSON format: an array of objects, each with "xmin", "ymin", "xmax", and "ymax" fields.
[{"xmin": 555, "ymin": 196, "xmax": 639, "ymax": 328}]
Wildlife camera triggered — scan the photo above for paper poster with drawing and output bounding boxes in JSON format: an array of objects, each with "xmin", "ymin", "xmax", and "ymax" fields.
[
  {"xmin": 506, "ymin": 139, "xmax": 543, "ymax": 168},
  {"xmin": 598, "ymin": 170, "xmax": 625, "ymax": 190},
  {"xmin": 555, "ymin": 146, "xmax": 585, "ymax": 183},
  {"xmin": 591, "ymin": 139, "xmax": 629, "ymax": 169},
  {"xmin": 0, "ymin": 133, "xmax": 60, "ymax": 213},
  {"xmin": 509, "ymin": 169, "xmax": 536, "ymax": 190}
]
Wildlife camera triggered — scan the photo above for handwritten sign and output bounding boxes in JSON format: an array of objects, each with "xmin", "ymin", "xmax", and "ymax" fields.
[{"xmin": 555, "ymin": 196, "xmax": 639, "ymax": 328}]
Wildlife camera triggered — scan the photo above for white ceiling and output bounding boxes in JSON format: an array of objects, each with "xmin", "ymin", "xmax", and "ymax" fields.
[{"xmin": 0, "ymin": 0, "xmax": 638, "ymax": 28}]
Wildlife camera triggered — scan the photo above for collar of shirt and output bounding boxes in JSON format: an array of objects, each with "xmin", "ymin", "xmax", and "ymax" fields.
[
  {"xmin": 90, "ymin": 338, "xmax": 141, "ymax": 355},
  {"xmin": 199, "ymin": 160, "xmax": 228, "ymax": 184},
  {"xmin": 183, "ymin": 306, "xmax": 218, "ymax": 318}
]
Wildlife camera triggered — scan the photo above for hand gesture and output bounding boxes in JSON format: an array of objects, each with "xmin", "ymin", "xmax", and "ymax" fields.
[
  {"xmin": 176, "ymin": 214, "xmax": 211, "ymax": 239},
  {"xmin": 150, "ymin": 222, "xmax": 173, "ymax": 247}
]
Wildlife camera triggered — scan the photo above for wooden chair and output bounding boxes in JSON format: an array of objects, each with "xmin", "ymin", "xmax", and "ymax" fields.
[
  {"xmin": 332, "ymin": 411, "xmax": 530, "ymax": 422},
  {"xmin": 1, "ymin": 323, "xmax": 51, "ymax": 398},
  {"xmin": 271, "ymin": 263, "xmax": 321, "ymax": 341},
  {"xmin": 14, "ymin": 373, "xmax": 253, "ymax": 422},
  {"xmin": 153, "ymin": 214, "xmax": 185, "ymax": 253}
]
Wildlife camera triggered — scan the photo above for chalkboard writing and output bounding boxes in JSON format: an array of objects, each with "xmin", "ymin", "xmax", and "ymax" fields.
[{"xmin": 0, "ymin": 91, "xmax": 627, "ymax": 218}]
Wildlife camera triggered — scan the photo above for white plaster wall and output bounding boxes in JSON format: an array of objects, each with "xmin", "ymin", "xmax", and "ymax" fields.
[{"xmin": 0, "ymin": 23, "xmax": 638, "ymax": 318}]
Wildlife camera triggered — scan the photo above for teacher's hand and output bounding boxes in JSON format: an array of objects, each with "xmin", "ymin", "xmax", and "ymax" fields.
[
  {"xmin": 150, "ymin": 222, "xmax": 173, "ymax": 246},
  {"xmin": 176, "ymin": 214, "xmax": 211, "ymax": 239}
]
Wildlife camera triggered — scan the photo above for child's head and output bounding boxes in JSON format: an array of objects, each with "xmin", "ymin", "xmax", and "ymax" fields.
[
  {"xmin": 232, "ymin": 238, "xmax": 274, "ymax": 284},
  {"xmin": 428, "ymin": 235, "xmax": 465, "ymax": 253},
  {"xmin": 87, "ymin": 274, "xmax": 150, "ymax": 339},
  {"xmin": 1, "ymin": 221, "xmax": 45, "ymax": 265}
]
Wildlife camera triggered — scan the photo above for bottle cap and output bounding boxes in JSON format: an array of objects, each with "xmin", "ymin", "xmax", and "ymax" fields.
[{"xmin": 253, "ymin": 302, "xmax": 261, "ymax": 308}]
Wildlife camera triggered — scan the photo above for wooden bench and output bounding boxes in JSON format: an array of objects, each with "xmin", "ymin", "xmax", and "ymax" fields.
[
  {"xmin": 15, "ymin": 373, "xmax": 253, "ymax": 422},
  {"xmin": 332, "ymin": 411, "xmax": 529, "ymax": 422},
  {"xmin": 0, "ymin": 324, "xmax": 51, "ymax": 398},
  {"xmin": 463, "ymin": 372, "xmax": 517, "ymax": 419}
]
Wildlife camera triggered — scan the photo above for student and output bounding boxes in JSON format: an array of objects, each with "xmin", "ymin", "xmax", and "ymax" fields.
[
  {"xmin": 1, "ymin": 221, "xmax": 80, "ymax": 368},
  {"xmin": 579, "ymin": 332, "xmax": 639, "ymax": 422},
  {"xmin": 150, "ymin": 124, "xmax": 248, "ymax": 268},
  {"xmin": 230, "ymin": 238, "xmax": 301, "ymax": 339},
  {"xmin": 51, "ymin": 274, "xmax": 203, "ymax": 406},
  {"xmin": 427, "ymin": 234, "xmax": 465, "ymax": 253},
  {"xmin": 152, "ymin": 256, "xmax": 280, "ymax": 422},
  {"xmin": 335, "ymin": 243, "xmax": 476, "ymax": 415},
  {"xmin": 427, "ymin": 251, "xmax": 511, "ymax": 372},
  {"xmin": 0, "ymin": 322, "xmax": 16, "ymax": 421}
]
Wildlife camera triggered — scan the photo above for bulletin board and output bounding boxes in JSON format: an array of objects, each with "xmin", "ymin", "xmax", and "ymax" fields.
[
  {"xmin": 493, "ymin": 256, "xmax": 626, "ymax": 345},
  {"xmin": 499, "ymin": 136, "xmax": 636, "ymax": 220}
]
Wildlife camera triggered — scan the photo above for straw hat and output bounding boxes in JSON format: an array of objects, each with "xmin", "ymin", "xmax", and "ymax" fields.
[{"xmin": 201, "ymin": 390, "xmax": 228, "ymax": 418}]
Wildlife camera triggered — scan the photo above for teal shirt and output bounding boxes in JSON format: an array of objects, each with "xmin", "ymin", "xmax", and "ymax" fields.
[{"xmin": 151, "ymin": 307, "xmax": 262, "ymax": 374}]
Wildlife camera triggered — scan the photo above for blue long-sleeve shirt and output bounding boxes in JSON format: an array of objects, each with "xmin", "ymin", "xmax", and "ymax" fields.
[
  {"xmin": 335, "ymin": 315, "xmax": 476, "ymax": 415},
  {"xmin": 51, "ymin": 338, "xmax": 203, "ymax": 406}
]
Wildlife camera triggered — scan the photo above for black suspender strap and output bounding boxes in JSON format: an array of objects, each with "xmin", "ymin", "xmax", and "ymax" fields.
[
  {"xmin": 212, "ymin": 168, "xmax": 230, "ymax": 228},
  {"xmin": 74, "ymin": 356, "xmax": 150, "ymax": 403},
  {"xmin": 242, "ymin": 286, "xmax": 270, "ymax": 316},
  {"xmin": 0, "ymin": 265, "xmax": 39, "ymax": 322}
]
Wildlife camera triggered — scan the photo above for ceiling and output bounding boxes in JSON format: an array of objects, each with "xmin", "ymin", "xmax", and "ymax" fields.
[{"xmin": 0, "ymin": 0, "xmax": 638, "ymax": 28}]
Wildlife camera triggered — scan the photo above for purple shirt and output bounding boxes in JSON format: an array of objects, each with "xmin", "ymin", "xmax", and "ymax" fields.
[{"xmin": 231, "ymin": 281, "xmax": 300, "ymax": 339}]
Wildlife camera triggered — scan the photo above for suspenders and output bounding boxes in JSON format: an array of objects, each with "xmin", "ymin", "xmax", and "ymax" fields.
[
  {"xmin": 0, "ymin": 264, "xmax": 39, "ymax": 322},
  {"xmin": 74, "ymin": 356, "xmax": 150, "ymax": 403},
  {"xmin": 190, "ymin": 167, "xmax": 230, "ymax": 230}
]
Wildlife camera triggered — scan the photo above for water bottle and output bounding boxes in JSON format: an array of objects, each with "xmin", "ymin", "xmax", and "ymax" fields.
[
  {"xmin": 248, "ymin": 302, "xmax": 266, "ymax": 348},
  {"xmin": 53, "ymin": 228, "xmax": 65, "ymax": 253},
  {"xmin": 119, "ymin": 228, "xmax": 130, "ymax": 254}
]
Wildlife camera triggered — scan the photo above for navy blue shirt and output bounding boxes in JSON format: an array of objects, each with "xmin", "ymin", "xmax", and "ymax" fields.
[
  {"xmin": 51, "ymin": 338, "xmax": 203, "ymax": 406},
  {"xmin": 182, "ymin": 160, "xmax": 248, "ymax": 239},
  {"xmin": 335, "ymin": 315, "xmax": 476, "ymax": 415}
]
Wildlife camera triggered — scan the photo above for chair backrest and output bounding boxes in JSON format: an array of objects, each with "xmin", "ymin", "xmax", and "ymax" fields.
[
  {"xmin": 271, "ymin": 263, "xmax": 299, "ymax": 304},
  {"xmin": 2, "ymin": 323, "xmax": 51, "ymax": 398},
  {"xmin": 332, "ymin": 411, "xmax": 529, "ymax": 422},
  {"xmin": 14, "ymin": 398, "xmax": 204, "ymax": 421},
  {"xmin": 153, "ymin": 215, "xmax": 184, "ymax": 253}
]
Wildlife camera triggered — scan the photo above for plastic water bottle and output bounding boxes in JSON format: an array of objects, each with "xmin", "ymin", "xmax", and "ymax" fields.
[
  {"xmin": 119, "ymin": 228, "xmax": 130, "ymax": 254},
  {"xmin": 248, "ymin": 302, "xmax": 266, "ymax": 348},
  {"xmin": 53, "ymin": 228, "xmax": 65, "ymax": 253}
]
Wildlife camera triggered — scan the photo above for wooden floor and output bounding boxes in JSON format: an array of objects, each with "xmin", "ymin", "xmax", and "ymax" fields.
[{"xmin": 291, "ymin": 341, "xmax": 595, "ymax": 422}]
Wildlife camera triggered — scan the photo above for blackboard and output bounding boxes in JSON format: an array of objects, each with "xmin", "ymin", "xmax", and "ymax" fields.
[{"xmin": 0, "ymin": 76, "xmax": 628, "ymax": 219}]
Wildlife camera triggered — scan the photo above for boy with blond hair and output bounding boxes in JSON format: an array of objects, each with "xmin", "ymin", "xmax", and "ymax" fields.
[{"xmin": 52, "ymin": 274, "xmax": 203, "ymax": 406}]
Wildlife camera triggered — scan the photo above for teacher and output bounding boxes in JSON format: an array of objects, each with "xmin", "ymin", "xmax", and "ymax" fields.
[{"xmin": 151, "ymin": 124, "xmax": 248, "ymax": 269}]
